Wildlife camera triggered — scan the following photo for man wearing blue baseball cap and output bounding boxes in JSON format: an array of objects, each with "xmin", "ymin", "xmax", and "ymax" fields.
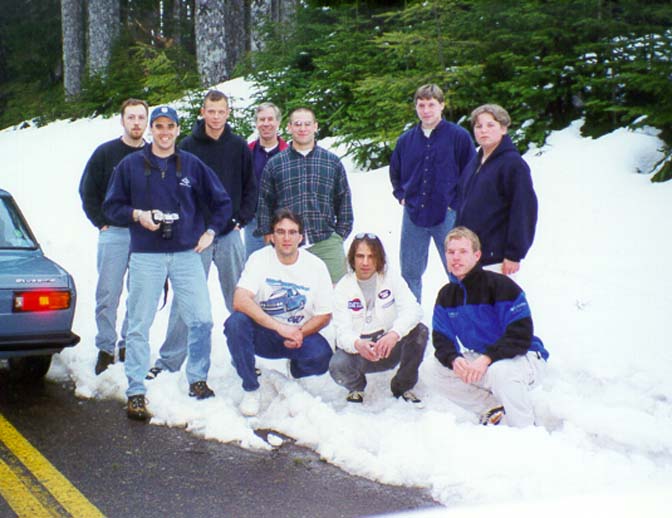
[{"xmin": 103, "ymin": 105, "xmax": 233, "ymax": 420}]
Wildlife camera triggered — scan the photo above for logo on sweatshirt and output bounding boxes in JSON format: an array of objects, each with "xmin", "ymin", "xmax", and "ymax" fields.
[
  {"xmin": 378, "ymin": 289, "xmax": 391, "ymax": 299},
  {"xmin": 348, "ymin": 298, "xmax": 364, "ymax": 311},
  {"xmin": 179, "ymin": 177, "xmax": 192, "ymax": 189}
]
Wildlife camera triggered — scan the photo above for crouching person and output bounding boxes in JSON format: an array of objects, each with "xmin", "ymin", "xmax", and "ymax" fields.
[
  {"xmin": 224, "ymin": 209, "xmax": 334, "ymax": 417},
  {"xmin": 432, "ymin": 226, "xmax": 549, "ymax": 427},
  {"xmin": 329, "ymin": 233, "xmax": 428, "ymax": 405}
]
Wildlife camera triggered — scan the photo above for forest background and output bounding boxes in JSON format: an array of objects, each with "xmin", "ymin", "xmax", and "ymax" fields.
[{"xmin": 0, "ymin": 0, "xmax": 670, "ymax": 180}]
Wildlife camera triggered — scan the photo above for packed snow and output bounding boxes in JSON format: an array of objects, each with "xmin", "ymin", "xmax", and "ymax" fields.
[{"xmin": 1, "ymin": 77, "xmax": 670, "ymax": 514}]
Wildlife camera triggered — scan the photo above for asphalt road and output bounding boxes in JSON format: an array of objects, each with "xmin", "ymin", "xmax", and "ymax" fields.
[{"xmin": 0, "ymin": 363, "xmax": 439, "ymax": 518}]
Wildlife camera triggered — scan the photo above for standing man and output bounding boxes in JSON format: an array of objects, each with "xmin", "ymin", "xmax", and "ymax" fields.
[
  {"xmin": 224, "ymin": 209, "xmax": 334, "ymax": 417},
  {"xmin": 257, "ymin": 106, "xmax": 353, "ymax": 283},
  {"xmin": 103, "ymin": 106, "xmax": 232, "ymax": 420},
  {"xmin": 432, "ymin": 227, "xmax": 549, "ymax": 427},
  {"xmin": 390, "ymin": 84, "xmax": 476, "ymax": 302},
  {"xmin": 245, "ymin": 102, "xmax": 288, "ymax": 258},
  {"xmin": 147, "ymin": 90, "xmax": 255, "ymax": 380},
  {"xmin": 79, "ymin": 98, "xmax": 148, "ymax": 375},
  {"xmin": 329, "ymin": 233, "xmax": 428, "ymax": 404}
]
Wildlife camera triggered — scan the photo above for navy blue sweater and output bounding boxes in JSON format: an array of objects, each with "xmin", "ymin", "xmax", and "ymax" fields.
[
  {"xmin": 102, "ymin": 146, "xmax": 232, "ymax": 253},
  {"xmin": 456, "ymin": 135, "xmax": 537, "ymax": 265},
  {"xmin": 79, "ymin": 138, "xmax": 146, "ymax": 228},
  {"xmin": 180, "ymin": 120, "xmax": 255, "ymax": 233},
  {"xmin": 432, "ymin": 265, "xmax": 548, "ymax": 369}
]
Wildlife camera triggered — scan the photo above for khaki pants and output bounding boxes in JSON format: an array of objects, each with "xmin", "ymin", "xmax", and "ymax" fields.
[
  {"xmin": 431, "ymin": 351, "xmax": 546, "ymax": 427},
  {"xmin": 307, "ymin": 232, "xmax": 347, "ymax": 283}
]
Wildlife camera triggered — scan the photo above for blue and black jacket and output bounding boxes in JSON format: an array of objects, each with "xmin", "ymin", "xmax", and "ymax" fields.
[{"xmin": 432, "ymin": 264, "xmax": 548, "ymax": 369}]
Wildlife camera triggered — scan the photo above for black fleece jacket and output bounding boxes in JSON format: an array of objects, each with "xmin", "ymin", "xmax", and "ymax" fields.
[{"xmin": 179, "ymin": 120, "xmax": 256, "ymax": 234}]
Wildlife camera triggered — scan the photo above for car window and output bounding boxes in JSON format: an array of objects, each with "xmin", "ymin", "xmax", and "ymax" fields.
[{"xmin": 0, "ymin": 197, "xmax": 37, "ymax": 249}]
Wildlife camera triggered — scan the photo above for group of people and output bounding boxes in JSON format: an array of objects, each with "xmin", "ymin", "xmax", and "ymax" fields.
[{"xmin": 79, "ymin": 83, "xmax": 548, "ymax": 428}]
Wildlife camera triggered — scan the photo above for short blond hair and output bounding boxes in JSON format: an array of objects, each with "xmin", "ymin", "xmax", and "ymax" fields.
[{"xmin": 444, "ymin": 226, "xmax": 481, "ymax": 252}]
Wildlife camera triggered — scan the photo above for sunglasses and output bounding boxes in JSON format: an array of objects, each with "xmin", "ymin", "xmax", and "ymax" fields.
[{"xmin": 355, "ymin": 233, "xmax": 378, "ymax": 240}]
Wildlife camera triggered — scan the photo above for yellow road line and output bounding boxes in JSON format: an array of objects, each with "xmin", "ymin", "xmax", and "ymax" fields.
[
  {"xmin": 0, "ymin": 413, "xmax": 104, "ymax": 518},
  {"xmin": 0, "ymin": 457, "xmax": 53, "ymax": 518}
]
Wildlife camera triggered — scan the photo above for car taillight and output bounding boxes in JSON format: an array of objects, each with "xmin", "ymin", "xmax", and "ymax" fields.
[{"xmin": 13, "ymin": 290, "xmax": 71, "ymax": 312}]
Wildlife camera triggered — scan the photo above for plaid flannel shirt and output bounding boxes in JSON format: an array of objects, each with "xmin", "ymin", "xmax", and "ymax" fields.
[{"xmin": 257, "ymin": 144, "xmax": 353, "ymax": 243}]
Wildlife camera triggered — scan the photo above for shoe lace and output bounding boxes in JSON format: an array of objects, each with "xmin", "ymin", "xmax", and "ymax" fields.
[{"xmin": 130, "ymin": 396, "xmax": 145, "ymax": 410}]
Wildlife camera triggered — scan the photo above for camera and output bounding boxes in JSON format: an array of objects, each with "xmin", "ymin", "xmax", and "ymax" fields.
[{"xmin": 152, "ymin": 210, "xmax": 180, "ymax": 240}]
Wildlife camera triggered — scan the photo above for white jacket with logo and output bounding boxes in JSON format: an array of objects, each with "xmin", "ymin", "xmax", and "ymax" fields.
[{"xmin": 334, "ymin": 270, "xmax": 422, "ymax": 354}]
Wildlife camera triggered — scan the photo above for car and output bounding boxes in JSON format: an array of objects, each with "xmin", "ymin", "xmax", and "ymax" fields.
[
  {"xmin": 0, "ymin": 189, "xmax": 80, "ymax": 380},
  {"xmin": 259, "ymin": 287, "xmax": 306, "ymax": 316}
]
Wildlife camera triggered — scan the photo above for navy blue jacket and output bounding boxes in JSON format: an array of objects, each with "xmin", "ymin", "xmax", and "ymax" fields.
[
  {"xmin": 79, "ymin": 138, "xmax": 146, "ymax": 228},
  {"xmin": 457, "ymin": 135, "xmax": 537, "ymax": 265},
  {"xmin": 102, "ymin": 146, "xmax": 232, "ymax": 254},
  {"xmin": 432, "ymin": 265, "xmax": 548, "ymax": 369},
  {"xmin": 180, "ymin": 120, "xmax": 255, "ymax": 233},
  {"xmin": 390, "ymin": 119, "xmax": 475, "ymax": 227}
]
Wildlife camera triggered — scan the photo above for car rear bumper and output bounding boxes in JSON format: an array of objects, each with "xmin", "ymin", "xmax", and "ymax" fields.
[{"xmin": 0, "ymin": 332, "xmax": 80, "ymax": 358}]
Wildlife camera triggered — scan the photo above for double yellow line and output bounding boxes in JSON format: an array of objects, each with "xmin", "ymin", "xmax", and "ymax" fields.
[{"xmin": 0, "ymin": 413, "xmax": 104, "ymax": 518}]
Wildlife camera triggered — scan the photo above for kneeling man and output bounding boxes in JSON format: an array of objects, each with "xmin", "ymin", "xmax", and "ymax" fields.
[
  {"xmin": 432, "ymin": 226, "xmax": 549, "ymax": 427},
  {"xmin": 224, "ymin": 208, "xmax": 333, "ymax": 416},
  {"xmin": 329, "ymin": 233, "xmax": 428, "ymax": 404}
]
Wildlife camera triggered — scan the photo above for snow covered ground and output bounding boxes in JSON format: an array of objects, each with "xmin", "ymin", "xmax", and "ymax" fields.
[{"xmin": 1, "ymin": 77, "xmax": 670, "ymax": 514}]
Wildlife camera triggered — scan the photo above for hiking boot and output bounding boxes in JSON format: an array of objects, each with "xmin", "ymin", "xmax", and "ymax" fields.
[
  {"xmin": 118, "ymin": 348, "xmax": 125, "ymax": 363},
  {"xmin": 240, "ymin": 390, "xmax": 261, "ymax": 416},
  {"xmin": 145, "ymin": 367, "xmax": 163, "ymax": 380},
  {"xmin": 346, "ymin": 390, "xmax": 364, "ymax": 403},
  {"xmin": 189, "ymin": 381, "xmax": 215, "ymax": 400},
  {"xmin": 400, "ymin": 390, "xmax": 422, "ymax": 404},
  {"xmin": 95, "ymin": 351, "xmax": 114, "ymax": 375},
  {"xmin": 480, "ymin": 406, "xmax": 505, "ymax": 426},
  {"xmin": 127, "ymin": 395, "xmax": 149, "ymax": 421},
  {"xmin": 396, "ymin": 390, "xmax": 423, "ymax": 407}
]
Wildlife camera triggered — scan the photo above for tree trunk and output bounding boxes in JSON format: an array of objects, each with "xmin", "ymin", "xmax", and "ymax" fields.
[
  {"xmin": 88, "ymin": 0, "xmax": 120, "ymax": 77},
  {"xmin": 225, "ymin": 0, "xmax": 247, "ymax": 71},
  {"xmin": 195, "ymin": 0, "xmax": 229, "ymax": 85},
  {"xmin": 61, "ymin": 0, "xmax": 85, "ymax": 99},
  {"xmin": 250, "ymin": 0, "xmax": 296, "ymax": 51}
]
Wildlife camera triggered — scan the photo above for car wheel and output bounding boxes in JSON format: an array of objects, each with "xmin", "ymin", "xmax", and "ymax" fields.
[{"xmin": 8, "ymin": 355, "xmax": 53, "ymax": 380}]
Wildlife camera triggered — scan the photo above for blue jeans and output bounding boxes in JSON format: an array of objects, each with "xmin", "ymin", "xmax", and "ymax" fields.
[
  {"xmin": 400, "ymin": 207, "xmax": 455, "ymax": 302},
  {"xmin": 125, "ymin": 251, "xmax": 213, "ymax": 397},
  {"xmin": 224, "ymin": 312, "xmax": 333, "ymax": 392},
  {"xmin": 155, "ymin": 231, "xmax": 244, "ymax": 372},
  {"xmin": 95, "ymin": 226, "xmax": 130, "ymax": 355},
  {"xmin": 244, "ymin": 216, "xmax": 267, "ymax": 259}
]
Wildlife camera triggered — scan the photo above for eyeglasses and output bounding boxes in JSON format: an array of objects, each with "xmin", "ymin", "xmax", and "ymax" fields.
[
  {"xmin": 274, "ymin": 229, "xmax": 300, "ymax": 237},
  {"xmin": 290, "ymin": 120, "xmax": 314, "ymax": 128},
  {"xmin": 355, "ymin": 233, "xmax": 378, "ymax": 240}
]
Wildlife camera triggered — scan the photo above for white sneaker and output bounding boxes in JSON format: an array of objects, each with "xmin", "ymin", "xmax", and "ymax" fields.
[{"xmin": 240, "ymin": 390, "xmax": 261, "ymax": 417}]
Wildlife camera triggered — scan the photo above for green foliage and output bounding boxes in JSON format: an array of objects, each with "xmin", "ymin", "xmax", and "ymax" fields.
[
  {"xmin": 75, "ymin": 35, "xmax": 200, "ymax": 119},
  {"xmin": 0, "ymin": 0, "xmax": 62, "ymax": 127},
  {"xmin": 1, "ymin": 0, "xmax": 670, "ymax": 184},
  {"xmin": 651, "ymin": 151, "xmax": 672, "ymax": 182},
  {"xmin": 0, "ymin": 1, "xmax": 200, "ymax": 130},
  {"xmin": 247, "ymin": 0, "xmax": 672, "ymax": 178}
]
